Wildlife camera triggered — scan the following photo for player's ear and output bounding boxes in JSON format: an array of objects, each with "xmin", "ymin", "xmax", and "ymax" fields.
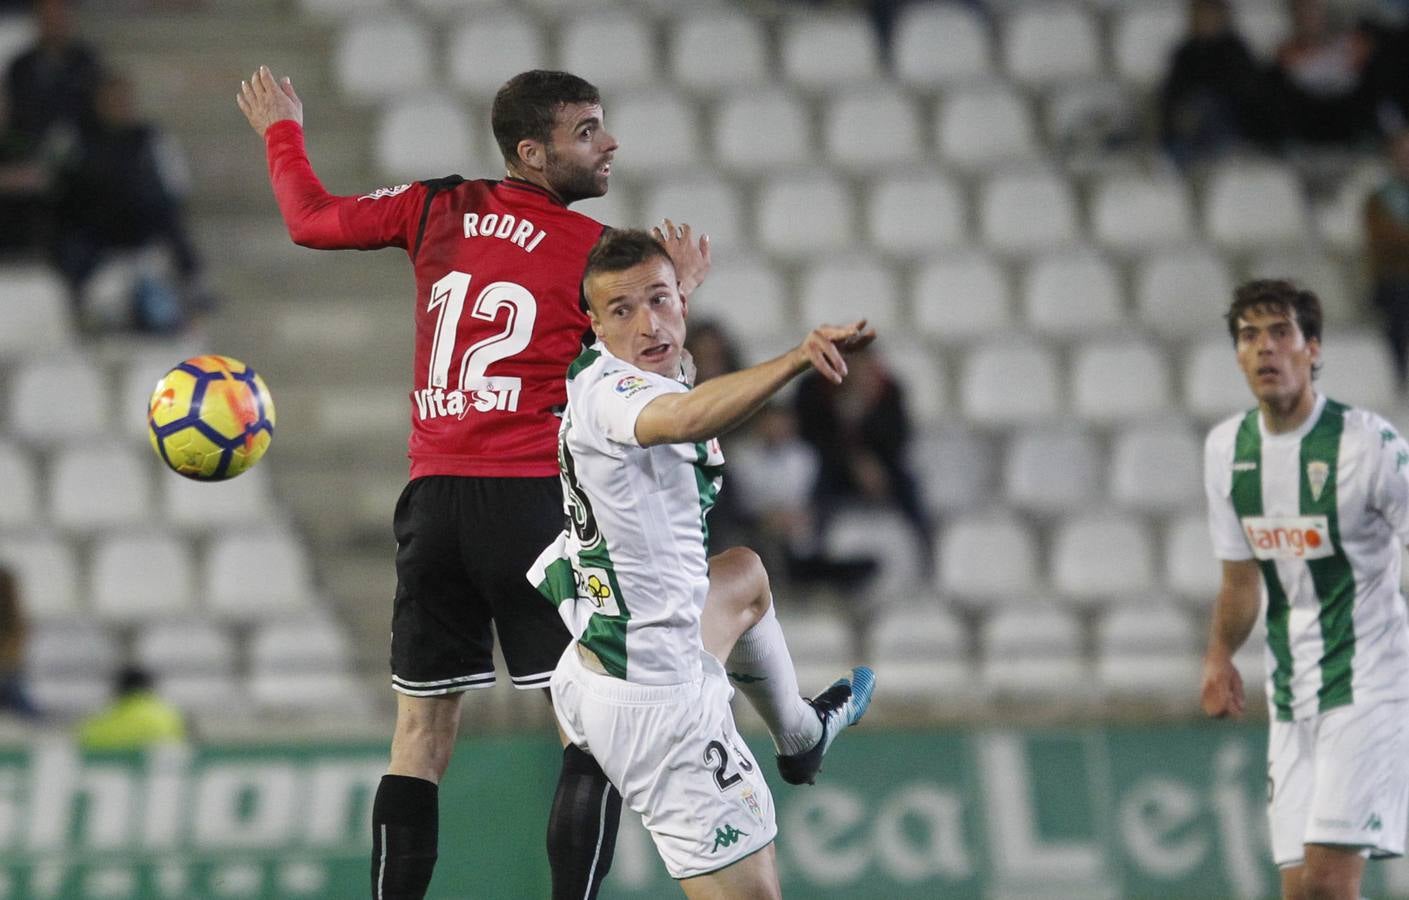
[{"xmin": 516, "ymin": 138, "xmax": 545, "ymax": 173}]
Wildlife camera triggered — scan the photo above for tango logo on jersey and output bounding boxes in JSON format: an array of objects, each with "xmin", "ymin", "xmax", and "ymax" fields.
[
  {"xmin": 613, "ymin": 374, "xmax": 650, "ymax": 399},
  {"xmin": 357, "ymin": 183, "xmax": 412, "ymax": 201},
  {"xmin": 1242, "ymin": 515, "xmax": 1333, "ymax": 560}
]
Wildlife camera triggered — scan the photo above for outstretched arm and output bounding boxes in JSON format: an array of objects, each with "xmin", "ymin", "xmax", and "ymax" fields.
[
  {"xmin": 1200, "ymin": 558, "xmax": 1262, "ymax": 719},
  {"xmin": 633, "ymin": 321, "xmax": 876, "ymax": 447}
]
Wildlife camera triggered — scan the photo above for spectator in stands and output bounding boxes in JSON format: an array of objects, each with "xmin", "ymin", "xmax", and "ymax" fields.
[
  {"xmin": 3, "ymin": 0, "xmax": 100, "ymax": 157},
  {"xmin": 682, "ymin": 320, "xmax": 752, "ymax": 552},
  {"xmin": 1365, "ymin": 130, "xmax": 1409, "ymax": 390},
  {"xmin": 1159, "ymin": 0, "xmax": 1270, "ymax": 165},
  {"xmin": 0, "ymin": 85, "xmax": 48, "ymax": 254},
  {"xmin": 0, "ymin": 566, "xmax": 41, "ymax": 720},
  {"xmin": 50, "ymin": 70, "xmax": 213, "ymax": 333},
  {"xmin": 76, "ymin": 665, "xmax": 186, "ymax": 750},
  {"xmin": 793, "ymin": 344, "xmax": 934, "ymax": 580},
  {"xmin": 1270, "ymin": 0, "xmax": 1378, "ymax": 145}
]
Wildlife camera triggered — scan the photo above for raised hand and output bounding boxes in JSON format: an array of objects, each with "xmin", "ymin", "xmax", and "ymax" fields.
[
  {"xmin": 652, "ymin": 218, "xmax": 710, "ymax": 299},
  {"xmin": 796, "ymin": 320, "xmax": 877, "ymax": 385},
  {"xmin": 237, "ymin": 65, "xmax": 303, "ymax": 137}
]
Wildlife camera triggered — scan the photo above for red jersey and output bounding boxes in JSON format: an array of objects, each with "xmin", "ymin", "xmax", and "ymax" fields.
[{"xmin": 264, "ymin": 120, "xmax": 604, "ymax": 479}]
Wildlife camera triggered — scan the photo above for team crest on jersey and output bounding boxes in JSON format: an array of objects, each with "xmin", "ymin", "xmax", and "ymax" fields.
[
  {"xmin": 357, "ymin": 183, "xmax": 412, "ymax": 201},
  {"xmin": 741, "ymin": 786, "xmax": 763, "ymax": 821},
  {"xmin": 1307, "ymin": 461, "xmax": 1330, "ymax": 502},
  {"xmin": 613, "ymin": 374, "xmax": 650, "ymax": 399}
]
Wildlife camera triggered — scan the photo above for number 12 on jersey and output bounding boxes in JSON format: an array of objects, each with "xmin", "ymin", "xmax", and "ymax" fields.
[{"xmin": 417, "ymin": 270, "xmax": 538, "ymax": 420}]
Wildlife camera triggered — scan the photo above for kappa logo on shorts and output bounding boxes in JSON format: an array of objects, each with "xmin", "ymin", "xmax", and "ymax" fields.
[
  {"xmin": 613, "ymin": 374, "xmax": 650, "ymax": 399},
  {"xmin": 1366, "ymin": 813, "xmax": 1383, "ymax": 832},
  {"xmin": 710, "ymin": 823, "xmax": 748, "ymax": 853}
]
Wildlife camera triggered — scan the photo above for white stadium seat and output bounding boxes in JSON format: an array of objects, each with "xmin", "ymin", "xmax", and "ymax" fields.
[
  {"xmin": 29, "ymin": 676, "xmax": 111, "ymax": 717},
  {"xmin": 1044, "ymin": 81, "xmax": 1142, "ymax": 165},
  {"xmin": 50, "ymin": 444, "xmax": 153, "ymax": 532},
  {"xmin": 0, "ymin": 441, "xmax": 39, "ymax": 529},
  {"xmin": 334, "ymin": 15, "xmax": 432, "ymax": 101},
  {"xmin": 755, "ymin": 171, "xmax": 854, "ymax": 256},
  {"xmin": 135, "ymin": 620, "xmax": 238, "ymax": 678},
  {"xmin": 607, "ymin": 88, "xmax": 702, "ymax": 175},
  {"xmin": 161, "ymin": 464, "xmax": 274, "ymax": 531},
  {"xmin": 250, "ymin": 671, "xmax": 375, "ymax": 717},
  {"xmin": 557, "ymin": 10, "xmax": 656, "ymax": 91},
  {"xmin": 1246, "ymin": 250, "xmax": 1356, "ymax": 324},
  {"xmin": 1165, "ymin": 513, "xmax": 1222, "ymax": 604},
  {"xmin": 909, "ymin": 427, "xmax": 995, "ymax": 513},
  {"xmin": 1317, "ymin": 330, "xmax": 1397, "ymax": 414},
  {"xmin": 1112, "ymin": 4, "xmax": 1185, "ymax": 87},
  {"xmin": 250, "ymin": 616, "xmax": 355, "ymax": 674},
  {"xmin": 979, "ymin": 169, "xmax": 1080, "ymax": 253},
  {"xmin": 447, "ymin": 12, "xmax": 549, "ymax": 98},
  {"xmin": 894, "ymin": 3, "xmax": 992, "ymax": 89},
  {"xmin": 203, "ymin": 529, "xmax": 315, "ymax": 621},
  {"xmin": 1096, "ymin": 603, "xmax": 1202, "ymax": 699},
  {"xmin": 782, "ymin": 607, "xmax": 859, "ymax": 690},
  {"xmin": 981, "ymin": 606, "xmax": 1090, "ymax": 698},
  {"xmin": 159, "ymin": 673, "xmax": 249, "ymax": 716},
  {"xmin": 1184, "ymin": 334, "xmax": 1254, "ymax": 421},
  {"xmin": 823, "ymin": 87, "xmax": 923, "ymax": 170},
  {"xmin": 935, "ymin": 85, "xmax": 1038, "ymax": 170},
  {"xmin": 1237, "ymin": 2, "xmax": 1292, "ymax": 59},
  {"xmin": 9, "ymin": 356, "xmax": 108, "ymax": 445},
  {"xmin": 670, "ymin": 10, "xmax": 769, "ymax": 93},
  {"xmin": 1111, "ymin": 422, "xmax": 1203, "ymax": 513},
  {"xmin": 1091, "ymin": 174, "xmax": 1195, "ymax": 252},
  {"xmin": 1022, "ymin": 251, "xmax": 1124, "ymax": 336},
  {"xmin": 713, "ymin": 89, "xmax": 812, "ymax": 172},
  {"xmin": 300, "ymin": 0, "xmax": 389, "ymax": 16},
  {"xmin": 912, "ymin": 252, "xmax": 1013, "ymax": 343},
  {"xmin": 688, "ymin": 257, "xmax": 788, "ymax": 339},
  {"xmin": 938, "ymin": 514, "xmax": 1039, "ymax": 603},
  {"xmin": 864, "ymin": 171, "xmax": 966, "ymax": 255},
  {"xmin": 0, "ymin": 266, "xmax": 71, "ymax": 360},
  {"xmin": 1002, "ymin": 4, "xmax": 1102, "ymax": 87},
  {"xmin": 90, "ymin": 530, "xmax": 197, "ymax": 623},
  {"xmin": 28, "ymin": 620, "xmax": 120, "ymax": 678},
  {"xmin": 1071, "ymin": 338, "xmax": 1174, "ymax": 423},
  {"xmin": 1134, "ymin": 246, "xmax": 1236, "ymax": 338},
  {"xmin": 410, "ymin": 0, "xmax": 502, "ymax": 17},
  {"xmin": 960, "ymin": 339, "xmax": 1062, "ymax": 426},
  {"xmin": 1204, "ymin": 162, "xmax": 1309, "ymax": 250},
  {"xmin": 0, "ymin": 533, "xmax": 81, "ymax": 620},
  {"xmin": 639, "ymin": 177, "xmax": 744, "ymax": 253},
  {"xmin": 1004, "ymin": 429, "xmax": 1103, "ymax": 514},
  {"xmin": 1051, "ymin": 513, "xmax": 1156, "ymax": 603},
  {"xmin": 824, "ymin": 509, "xmax": 925, "ymax": 598},
  {"xmin": 779, "ymin": 14, "xmax": 881, "ymax": 90},
  {"xmin": 871, "ymin": 603, "xmax": 973, "ymax": 700},
  {"xmin": 883, "ymin": 342, "xmax": 947, "ymax": 427},
  {"xmin": 799, "ymin": 256, "xmax": 900, "ymax": 334},
  {"xmin": 375, "ymin": 93, "xmax": 476, "ymax": 182}
]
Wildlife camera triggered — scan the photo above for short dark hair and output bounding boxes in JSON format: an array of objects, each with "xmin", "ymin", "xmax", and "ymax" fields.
[
  {"xmin": 580, "ymin": 229, "xmax": 676, "ymax": 313},
  {"xmin": 1226, "ymin": 278, "xmax": 1324, "ymax": 376},
  {"xmin": 491, "ymin": 70, "xmax": 601, "ymax": 166}
]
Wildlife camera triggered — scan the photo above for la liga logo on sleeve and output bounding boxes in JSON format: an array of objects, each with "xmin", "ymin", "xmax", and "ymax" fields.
[{"xmin": 614, "ymin": 374, "xmax": 650, "ymax": 399}]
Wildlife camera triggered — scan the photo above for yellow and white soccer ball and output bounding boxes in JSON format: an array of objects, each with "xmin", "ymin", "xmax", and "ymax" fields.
[{"xmin": 147, "ymin": 355, "xmax": 276, "ymax": 481}]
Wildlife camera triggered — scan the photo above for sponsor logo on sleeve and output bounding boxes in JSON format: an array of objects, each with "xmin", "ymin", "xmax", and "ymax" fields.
[
  {"xmin": 357, "ymin": 183, "xmax": 412, "ymax": 201},
  {"xmin": 1241, "ymin": 515, "xmax": 1333, "ymax": 560},
  {"xmin": 613, "ymin": 374, "xmax": 651, "ymax": 399}
]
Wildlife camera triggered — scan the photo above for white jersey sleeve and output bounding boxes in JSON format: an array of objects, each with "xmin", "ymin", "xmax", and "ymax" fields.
[
  {"xmin": 584, "ymin": 367, "xmax": 689, "ymax": 449},
  {"xmin": 1205, "ymin": 415, "xmax": 1254, "ymax": 561},
  {"xmin": 1361, "ymin": 412, "xmax": 1409, "ymax": 546}
]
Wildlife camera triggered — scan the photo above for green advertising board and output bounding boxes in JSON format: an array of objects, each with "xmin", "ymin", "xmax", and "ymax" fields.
[{"xmin": 2, "ymin": 725, "xmax": 1408, "ymax": 899}]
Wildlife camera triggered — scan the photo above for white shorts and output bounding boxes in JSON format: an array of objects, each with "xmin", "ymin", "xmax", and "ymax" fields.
[
  {"xmin": 1267, "ymin": 698, "xmax": 1409, "ymax": 868},
  {"xmin": 550, "ymin": 644, "xmax": 778, "ymax": 880}
]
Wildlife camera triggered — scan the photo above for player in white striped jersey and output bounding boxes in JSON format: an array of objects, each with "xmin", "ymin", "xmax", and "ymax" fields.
[
  {"xmin": 531, "ymin": 229, "xmax": 874, "ymax": 897},
  {"xmin": 1201, "ymin": 279, "xmax": 1409, "ymax": 900}
]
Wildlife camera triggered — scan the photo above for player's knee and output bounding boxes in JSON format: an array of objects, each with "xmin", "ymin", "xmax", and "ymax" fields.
[
  {"xmin": 1298, "ymin": 863, "xmax": 1351, "ymax": 900},
  {"xmin": 721, "ymin": 546, "xmax": 772, "ymax": 616}
]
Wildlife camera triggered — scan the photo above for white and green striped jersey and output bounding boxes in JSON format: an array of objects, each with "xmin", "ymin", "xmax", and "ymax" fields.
[
  {"xmin": 528, "ymin": 343, "xmax": 724, "ymax": 685},
  {"xmin": 1205, "ymin": 393, "xmax": 1409, "ymax": 721}
]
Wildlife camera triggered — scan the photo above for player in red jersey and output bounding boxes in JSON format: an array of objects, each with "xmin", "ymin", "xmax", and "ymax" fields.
[{"xmin": 239, "ymin": 66, "xmax": 708, "ymax": 899}]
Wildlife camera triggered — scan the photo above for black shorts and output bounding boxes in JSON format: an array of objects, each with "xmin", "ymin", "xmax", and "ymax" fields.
[{"xmin": 389, "ymin": 475, "xmax": 570, "ymax": 695}]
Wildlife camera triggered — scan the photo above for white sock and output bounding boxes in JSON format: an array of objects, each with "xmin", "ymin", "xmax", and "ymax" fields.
[{"xmin": 726, "ymin": 601, "xmax": 823, "ymax": 756}]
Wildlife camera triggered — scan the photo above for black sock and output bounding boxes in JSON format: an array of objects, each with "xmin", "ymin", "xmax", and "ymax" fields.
[
  {"xmin": 371, "ymin": 774, "xmax": 439, "ymax": 900},
  {"xmin": 547, "ymin": 745, "xmax": 622, "ymax": 900}
]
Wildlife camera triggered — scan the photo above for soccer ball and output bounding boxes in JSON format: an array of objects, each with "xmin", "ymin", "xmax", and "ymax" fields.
[{"xmin": 147, "ymin": 355, "xmax": 276, "ymax": 481}]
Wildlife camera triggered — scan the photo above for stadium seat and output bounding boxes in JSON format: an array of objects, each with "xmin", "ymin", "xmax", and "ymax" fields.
[
  {"xmin": 569, "ymin": 186, "xmax": 633, "ymax": 234},
  {"xmin": 1134, "ymin": 246, "xmax": 1236, "ymax": 338},
  {"xmin": 0, "ymin": 533, "xmax": 81, "ymax": 620},
  {"xmin": 1095, "ymin": 603, "xmax": 1202, "ymax": 699},
  {"xmin": 50, "ymin": 444, "xmax": 152, "ymax": 531},
  {"xmin": 29, "ymin": 676, "xmax": 110, "ymax": 718},
  {"xmin": 870, "ymin": 603, "xmax": 974, "ymax": 701},
  {"xmin": 410, "ymin": 0, "xmax": 502, "ymax": 17},
  {"xmin": 1112, "ymin": 4, "xmax": 1185, "ymax": 87},
  {"xmin": 979, "ymin": 169, "xmax": 1080, "ymax": 254},
  {"xmin": 447, "ymin": 12, "xmax": 549, "ymax": 98},
  {"xmin": 607, "ymin": 88, "xmax": 701, "ymax": 176},
  {"xmin": 1204, "ymin": 162, "xmax": 1309, "ymax": 250},
  {"xmin": 0, "ymin": 15, "xmax": 36, "ymax": 78},
  {"xmin": 333, "ymin": 15, "xmax": 432, "ymax": 102},
  {"xmin": 557, "ymin": 9, "xmax": 656, "ymax": 91},
  {"xmin": 1246, "ymin": 250, "xmax": 1356, "ymax": 324},
  {"xmin": 1110, "ymin": 422, "xmax": 1203, "ymax": 513},
  {"xmin": 781, "ymin": 607, "xmax": 859, "ymax": 690},
  {"xmin": 935, "ymin": 85, "xmax": 1038, "ymax": 170},
  {"xmin": 669, "ymin": 10, "xmax": 769, "ymax": 94},
  {"xmin": 778, "ymin": 14, "xmax": 881, "ymax": 90},
  {"xmin": 1315, "ymin": 161, "xmax": 1386, "ymax": 252},
  {"xmin": 375, "ymin": 93, "xmax": 476, "ymax": 183},
  {"xmin": 115, "ymin": 343, "xmax": 205, "ymax": 444},
  {"xmin": 755, "ymin": 171, "xmax": 854, "ymax": 256},
  {"xmin": 158, "ymin": 673, "xmax": 249, "ymax": 716},
  {"xmin": 864, "ymin": 171, "xmax": 966, "ymax": 255},
  {"xmin": 300, "ymin": 0, "xmax": 390, "ymax": 17},
  {"xmin": 639, "ymin": 177, "xmax": 743, "ymax": 253},
  {"xmin": 981, "ymin": 606, "xmax": 1090, "ymax": 698},
  {"xmin": 249, "ymin": 671, "xmax": 375, "ymax": 717},
  {"xmin": 712, "ymin": 89, "xmax": 812, "ymax": 173},
  {"xmin": 1004, "ymin": 428, "xmax": 1103, "ymax": 514},
  {"xmin": 893, "ymin": 3, "xmax": 992, "ymax": 89},
  {"xmin": 909, "ymin": 427, "xmax": 996, "ymax": 514},
  {"xmin": 203, "ymin": 529, "xmax": 314, "ymax": 621},
  {"xmin": 1237, "ymin": 1, "xmax": 1292, "ymax": 59},
  {"xmin": 1183, "ymin": 334, "xmax": 1253, "ymax": 421},
  {"xmin": 1001, "ymin": 4, "xmax": 1102, "ymax": 87},
  {"xmin": 9, "ymin": 355, "xmax": 108, "ymax": 445},
  {"xmin": 823, "ymin": 508, "xmax": 925, "ymax": 598},
  {"xmin": 1051, "ymin": 513, "xmax": 1156, "ymax": 604},
  {"xmin": 883, "ymin": 341, "xmax": 948, "ymax": 427},
  {"xmin": 250, "ymin": 616, "xmax": 354, "ymax": 674},
  {"xmin": 688, "ymin": 257, "xmax": 788, "ymax": 340},
  {"xmin": 0, "ymin": 266, "xmax": 70, "ymax": 360},
  {"xmin": 1091, "ymin": 174, "xmax": 1195, "ymax": 252},
  {"xmin": 911, "ymin": 252, "xmax": 1013, "ymax": 343},
  {"xmin": 160, "ymin": 464, "xmax": 275, "ymax": 531},
  {"xmin": 1071, "ymin": 338, "xmax": 1174, "ymax": 423},
  {"xmin": 1044, "ymin": 81, "xmax": 1142, "ymax": 165},
  {"xmin": 960, "ymin": 339, "xmax": 1062, "ymax": 426},
  {"xmin": 28, "ymin": 620, "xmax": 120, "ymax": 678},
  {"xmin": 1317, "ymin": 329, "xmax": 1397, "ymax": 413},
  {"xmin": 1022, "ymin": 251, "xmax": 1124, "ymax": 337},
  {"xmin": 823, "ymin": 87, "xmax": 923, "ymax": 170},
  {"xmin": 0, "ymin": 440, "xmax": 39, "ymax": 529},
  {"xmin": 937, "ymin": 514, "xmax": 1040, "ymax": 604},
  {"xmin": 90, "ymin": 530, "xmax": 197, "ymax": 623},
  {"xmin": 134, "ymin": 620, "xmax": 238, "ymax": 678},
  {"xmin": 1165, "ymin": 513, "xmax": 1222, "ymax": 606},
  {"xmin": 799, "ymin": 256, "xmax": 900, "ymax": 334}
]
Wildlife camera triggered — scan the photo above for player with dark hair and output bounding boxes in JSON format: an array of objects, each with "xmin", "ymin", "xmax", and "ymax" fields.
[
  {"xmin": 239, "ymin": 67, "xmax": 707, "ymax": 899},
  {"xmin": 1202, "ymin": 279, "xmax": 1409, "ymax": 900}
]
